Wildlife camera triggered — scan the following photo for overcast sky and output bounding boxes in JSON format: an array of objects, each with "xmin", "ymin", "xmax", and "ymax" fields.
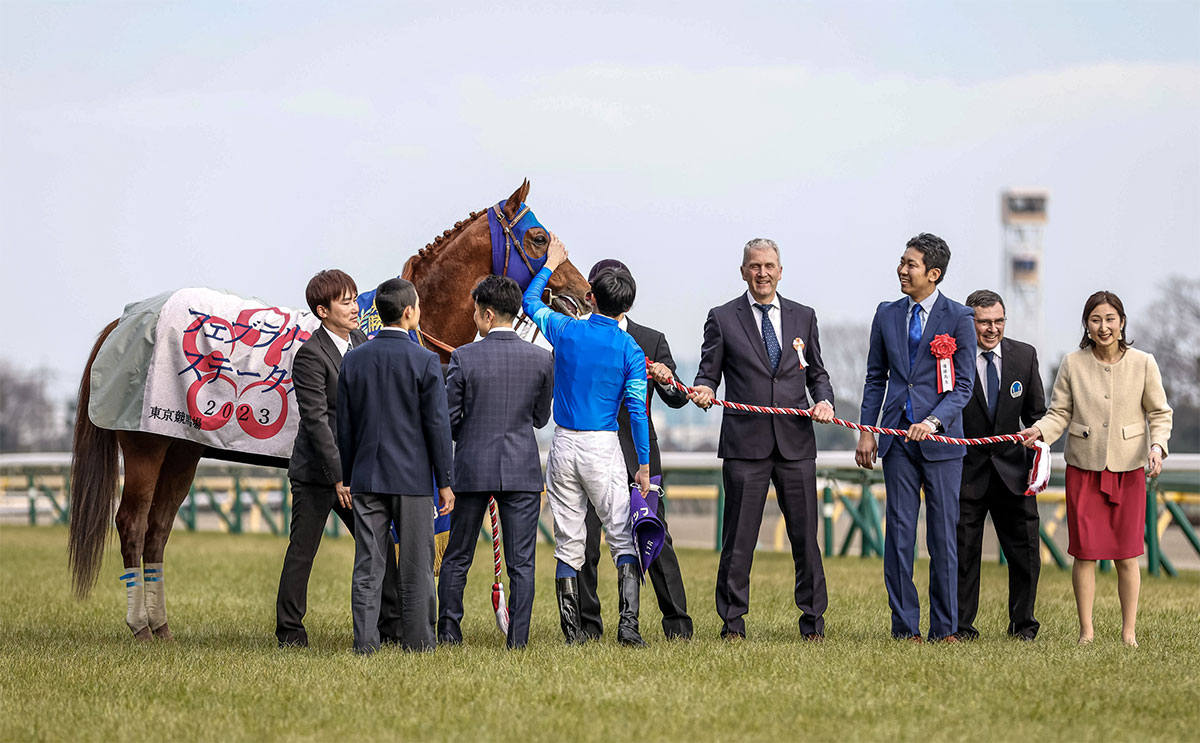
[{"xmin": 3, "ymin": 0, "xmax": 1197, "ymax": 404}]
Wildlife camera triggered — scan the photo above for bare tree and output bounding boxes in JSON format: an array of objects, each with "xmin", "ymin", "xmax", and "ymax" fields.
[
  {"xmin": 0, "ymin": 359, "xmax": 71, "ymax": 452},
  {"xmin": 1137, "ymin": 277, "xmax": 1200, "ymax": 451}
]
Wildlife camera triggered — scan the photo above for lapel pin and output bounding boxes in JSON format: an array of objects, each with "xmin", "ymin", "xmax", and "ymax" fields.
[
  {"xmin": 1010, "ymin": 381, "xmax": 1023, "ymax": 398},
  {"xmin": 793, "ymin": 337, "xmax": 806, "ymax": 369}
]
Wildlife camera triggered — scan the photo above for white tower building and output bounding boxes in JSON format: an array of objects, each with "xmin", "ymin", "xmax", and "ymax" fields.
[{"xmin": 1001, "ymin": 188, "xmax": 1049, "ymax": 355}]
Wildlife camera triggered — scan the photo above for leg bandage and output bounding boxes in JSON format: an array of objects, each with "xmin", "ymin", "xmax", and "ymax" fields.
[
  {"xmin": 120, "ymin": 567, "xmax": 148, "ymax": 635},
  {"xmin": 143, "ymin": 563, "xmax": 166, "ymax": 631}
]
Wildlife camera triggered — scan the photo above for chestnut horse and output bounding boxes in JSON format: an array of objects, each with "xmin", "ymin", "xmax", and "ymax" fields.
[{"xmin": 68, "ymin": 180, "xmax": 590, "ymax": 640}]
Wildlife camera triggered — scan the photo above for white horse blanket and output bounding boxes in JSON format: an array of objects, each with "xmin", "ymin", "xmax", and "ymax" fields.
[{"xmin": 89, "ymin": 288, "xmax": 321, "ymax": 459}]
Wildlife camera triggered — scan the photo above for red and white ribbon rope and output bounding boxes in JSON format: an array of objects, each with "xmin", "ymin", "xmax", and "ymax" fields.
[{"xmin": 648, "ymin": 359, "xmax": 1025, "ymax": 446}]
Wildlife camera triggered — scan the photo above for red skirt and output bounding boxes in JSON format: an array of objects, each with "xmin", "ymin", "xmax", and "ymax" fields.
[{"xmin": 1064, "ymin": 465, "xmax": 1146, "ymax": 560}]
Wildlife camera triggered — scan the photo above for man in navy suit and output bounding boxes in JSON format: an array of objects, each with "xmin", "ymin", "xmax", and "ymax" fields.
[
  {"xmin": 338, "ymin": 278, "xmax": 455, "ymax": 655},
  {"xmin": 690, "ymin": 238, "xmax": 836, "ymax": 641},
  {"xmin": 437, "ymin": 275, "xmax": 554, "ymax": 649},
  {"xmin": 855, "ymin": 233, "xmax": 975, "ymax": 643}
]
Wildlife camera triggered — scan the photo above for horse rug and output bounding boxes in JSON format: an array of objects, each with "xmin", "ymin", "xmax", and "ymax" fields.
[{"xmin": 89, "ymin": 288, "xmax": 320, "ymax": 460}]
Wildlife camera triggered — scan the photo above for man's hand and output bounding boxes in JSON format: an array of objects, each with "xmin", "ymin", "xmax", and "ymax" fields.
[
  {"xmin": 689, "ymin": 384, "xmax": 714, "ymax": 409},
  {"xmin": 906, "ymin": 422, "xmax": 933, "ymax": 442},
  {"xmin": 855, "ymin": 431, "xmax": 878, "ymax": 470},
  {"xmin": 335, "ymin": 481, "xmax": 352, "ymax": 509},
  {"xmin": 1148, "ymin": 447, "xmax": 1164, "ymax": 478},
  {"xmin": 545, "ymin": 231, "xmax": 568, "ymax": 271},
  {"xmin": 1017, "ymin": 426, "xmax": 1043, "ymax": 449},
  {"xmin": 634, "ymin": 464, "xmax": 651, "ymax": 497},
  {"xmin": 437, "ymin": 487, "xmax": 455, "ymax": 516},
  {"xmin": 648, "ymin": 362, "xmax": 674, "ymax": 386},
  {"xmin": 809, "ymin": 400, "xmax": 834, "ymax": 423}
]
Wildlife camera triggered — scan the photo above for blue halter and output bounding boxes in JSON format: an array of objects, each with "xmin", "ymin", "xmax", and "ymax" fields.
[{"xmin": 488, "ymin": 201, "xmax": 546, "ymax": 290}]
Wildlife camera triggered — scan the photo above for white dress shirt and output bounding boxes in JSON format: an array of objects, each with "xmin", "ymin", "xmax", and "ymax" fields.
[
  {"xmin": 745, "ymin": 291, "xmax": 781, "ymax": 348},
  {"xmin": 323, "ymin": 325, "xmax": 351, "ymax": 357},
  {"xmin": 975, "ymin": 342, "xmax": 1003, "ymax": 406}
]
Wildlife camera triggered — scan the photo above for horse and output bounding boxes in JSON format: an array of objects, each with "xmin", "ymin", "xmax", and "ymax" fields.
[{"xmin": 68, "ymin": 180, "xmax": 591, "ymax": 640}]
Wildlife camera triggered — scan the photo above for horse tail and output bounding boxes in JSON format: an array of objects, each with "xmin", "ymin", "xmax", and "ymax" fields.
[{"xmin": 68, "ymin": 319, "xmax": 120, "ymax": 598}]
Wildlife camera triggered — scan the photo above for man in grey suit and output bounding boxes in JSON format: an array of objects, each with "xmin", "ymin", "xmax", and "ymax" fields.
[
  {"xmin": 437, "ymin": 275, "xmax": 555, "ymax": 649},
  {"xmin": 690, "ymin": 238, "xmax": 835, "ymax": 640},
  {"xmin": 338, "ymin": 278, "xmax": 455, "ymax": 655},
  {"xmin": 275, "ymin": 269, "xmax": 401, "ymax": 648}
]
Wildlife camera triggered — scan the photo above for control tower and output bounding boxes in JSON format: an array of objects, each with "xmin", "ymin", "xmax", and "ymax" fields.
[{"xmin": 1001, "ymin": 188, "xmax": 1049, "ymax": 354}]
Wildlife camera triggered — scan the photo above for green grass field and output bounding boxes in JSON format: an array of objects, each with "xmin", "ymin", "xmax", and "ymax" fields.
[{"xmin": 1, "ymin": 525, "xmax": 1197, "ymax": 742}]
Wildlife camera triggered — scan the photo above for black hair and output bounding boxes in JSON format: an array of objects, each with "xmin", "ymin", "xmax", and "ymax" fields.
[
  {"xmin": 375, "ymin": 278, "xmax": 418, "ymax": 325},
  {"xmin": 590, "ymin": 268, "xmax": 636, "ymax": 318},
  {"xmin": 1079, "ymin": 290, "xmax": 1132, "ymax": 351},
  {"xmin": 965, "ymin": 289, "xmax": 1005, "ymax": 312},
  {"xmin": 905, "ymin": 233, "xmax": 951, "ymax": 284},
  {"xmin": 471, "ymin": 275, "xmax": 522, "ymax": 320}
]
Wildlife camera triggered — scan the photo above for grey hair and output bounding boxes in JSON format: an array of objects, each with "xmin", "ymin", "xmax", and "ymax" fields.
[
  {"xmin": 742, "ymin": 238, "xmax": 781, "ymax": 266},
  {"xmin": 965, "ymin": 289, "xmax": 1006, "ymax": 312}
]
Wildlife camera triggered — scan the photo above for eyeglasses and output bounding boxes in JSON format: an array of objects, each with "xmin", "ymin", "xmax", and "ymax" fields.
[{"xmin": 974, "ymin": 318, "xmax": 1006, "ymax": 328}]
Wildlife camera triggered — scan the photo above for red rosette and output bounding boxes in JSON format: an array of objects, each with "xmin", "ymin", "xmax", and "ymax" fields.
[{"xmin": 929, "ymin": 333, "xmax": 957, "ymax": 360}]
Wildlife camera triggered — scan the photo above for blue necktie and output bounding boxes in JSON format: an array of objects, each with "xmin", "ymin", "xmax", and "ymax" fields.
[
  {"xmin": 755, "ymin": 303, "xmax": 781, "ymax": 371},
  {"xmin": 983, "ymin": 350, "xmax": 999, "ymax": 421},
  {"xmin": 905, "ymin": 304, "xmax": 923, "ymax": 422}
]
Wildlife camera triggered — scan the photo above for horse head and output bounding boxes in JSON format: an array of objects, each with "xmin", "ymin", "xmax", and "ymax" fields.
[{"xmin": 497, "ymin": 179, "xmax": 591, "ymax": 318}]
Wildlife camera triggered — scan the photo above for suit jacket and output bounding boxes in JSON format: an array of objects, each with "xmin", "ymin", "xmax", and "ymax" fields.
[
  {"xmin": 962, "ymin": 337, "xmax": 1047, "ymax": 494},
  {"xmin": 445, "ymin": 331, "xmax": 554, "ymax": 492},
  {"xmin": 617, "ymin": 317, "xmax": 689, "ymax": 476},
  {"xmin": 1034, "ymin": 347, "xmax": 1172, "ymax": 472},
  {"xmin": 860, "ymin": 292, "xmax": 976, "ymax": 461},
  {"xmin": 287, "ymin": 326, "xmax": 367, "ymax": 485},
  {"xmin": 694, "ymin": 293, "xmax": 835, "ymax": 461},
  {"xmin": 337, "ymin": 330, "xmax": 453, "ymax": 496}
]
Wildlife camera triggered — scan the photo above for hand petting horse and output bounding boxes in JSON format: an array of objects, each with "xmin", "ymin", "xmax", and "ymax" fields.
[{"xmin": 68, "ymin": 180, "xmax": 590, "ymax": 641}]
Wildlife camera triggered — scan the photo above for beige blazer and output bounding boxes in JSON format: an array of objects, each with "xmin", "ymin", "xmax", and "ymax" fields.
[{"xmin": 1034, "ymin": 347, "xmax": 1172, "ymax": 473}]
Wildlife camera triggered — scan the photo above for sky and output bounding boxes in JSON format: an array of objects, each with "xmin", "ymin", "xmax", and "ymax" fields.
[{"xmin": 2, "ymin": 0, "xmax": 1198, "ymax": 407}]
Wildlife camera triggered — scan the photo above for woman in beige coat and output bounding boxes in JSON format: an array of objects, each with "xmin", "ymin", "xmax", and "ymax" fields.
[
  {"xmin": 1017, "ymin": 290, "xmax": 1176, "ymax": 643},
  {"xmin": 1019, "ymin": 291, "xmax": 1172, "ymax": 647}
]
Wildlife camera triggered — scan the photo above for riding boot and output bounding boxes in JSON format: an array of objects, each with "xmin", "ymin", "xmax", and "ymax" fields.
[
  {"xmin": 616, "ymin": 563, "xmax": 646, "ymax": 647},
  {"xmin": 555, "ymin": 576, "xmax": 586, "ymax": 645}
]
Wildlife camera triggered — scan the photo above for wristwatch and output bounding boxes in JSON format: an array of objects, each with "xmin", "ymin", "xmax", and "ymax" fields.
[{"xmin": 922, "ymin": 416, "xmax": 942, "ymax": 432}]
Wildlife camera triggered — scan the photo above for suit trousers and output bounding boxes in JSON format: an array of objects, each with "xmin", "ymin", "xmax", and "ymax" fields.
[
  {"xmin": 882, "ymin": 436, "xmax": 963, "ymax": 640},
  {"xmin": 436, "ymin": 490, "xmax": 541, "ymax": 649},
  {"xmin": 275, "ymin": 479, "xmax": 401, "ymax": 646},
  {"xmin": 579, "ymin": 490, "xmax": 692, "ymax": 639},
  {"xmin": 956, "ymin": 471, "xmax": 1041, "ymax": 639},
  {"xmin": 351, "ymin": 492, "xmax": 436, "ymax": 654},
  {"xmin": 716, "ymin": 452, "xmax": 827, "ymax": 637}
]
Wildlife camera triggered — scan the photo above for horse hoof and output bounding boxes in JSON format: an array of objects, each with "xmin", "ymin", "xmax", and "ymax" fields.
[
  {"xmin": 153, "ymin": 624, "xmax": 174, "ymax": 642},
  {"xmin": 133, "ymin": 626, "xmax": 153, "ymax": 643}
]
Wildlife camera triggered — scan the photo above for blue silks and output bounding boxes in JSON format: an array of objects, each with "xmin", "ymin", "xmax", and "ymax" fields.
[
  {"xmin": 488, "ymin": 201, "xmax": 547, "ymax": 290},
  {"xmin": 355, "ymin": 286, "xmax": 419, "ymax": 344}
]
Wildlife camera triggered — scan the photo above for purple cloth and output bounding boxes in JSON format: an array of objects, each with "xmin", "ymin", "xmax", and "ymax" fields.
[{"xmin": 630, "ymin": 475, "xmax": 666, "ymax": 579}]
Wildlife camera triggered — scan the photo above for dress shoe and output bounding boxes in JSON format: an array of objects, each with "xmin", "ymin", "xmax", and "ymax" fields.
[
  {"xmin": 721, "ymin": 631, "xmax": 746, "ymax": 642},
  {"xmin": 802, "ymin": 632, "xmax": 824, "ymax": 643},
  {"xmin": 931, "ymin": 634, "xmax": 959, "ymax": 644}
]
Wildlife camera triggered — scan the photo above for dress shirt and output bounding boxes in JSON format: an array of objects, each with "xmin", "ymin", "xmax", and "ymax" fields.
[
  {"xmin": 976, "ymin": 342, "xmax": 1003, "ymax": 407},
  {"xmin": 745, "ymin": 291, "xmax": 781, "ymax": 348},
  {"xmin": 905, "ymin": 289, "xmax": 940, "ymax": 328},
  {"xmin": 323, "ymin": 325, "xmax": 351, "ymax": 357},
  {"xmin": 487, "ymin": 326, "xmax": 517, "ymax": 335}
]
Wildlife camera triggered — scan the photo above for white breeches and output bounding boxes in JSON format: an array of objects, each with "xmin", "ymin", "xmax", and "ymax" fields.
[{"xmin": 545, "ymin": 427, "xmax": 635, "ymax": 570}]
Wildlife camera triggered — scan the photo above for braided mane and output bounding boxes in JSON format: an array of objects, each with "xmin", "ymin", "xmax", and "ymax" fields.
[{"xmin": 402, "ymin": 208, "xmax": 488, "ymax": 280}]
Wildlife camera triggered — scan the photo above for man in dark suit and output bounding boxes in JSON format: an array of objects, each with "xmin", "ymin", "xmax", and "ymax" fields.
[
  {"xmin": 690, "ymin": 238, "xmax": 835, "ymax": 641},
  {"xmin": 578, "ymin": 259, "xmax": 693, "ymax": 641},
  {"xmin": 437, "ymin": 275, "xmax": 554, "ymax": 649},
  {"xmin": 956, "ymin": 290, "xmax": 1047, "ymax": 641},
  {"xmin": 275, "ymin": 269, "xmax": 401, "ymax": 648},
  {"xmin": 855, "ymin": 233, "xmax": 975, "ymax": 643},
  {"xmin": 337, "ymin": 278, "xmax": 455, "ymax": 655}
]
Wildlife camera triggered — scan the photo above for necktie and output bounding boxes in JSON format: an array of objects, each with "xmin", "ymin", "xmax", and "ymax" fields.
[
  {"xmin": 905, "ymin": 304, "xmax": 923, "ymax": 422},
  {"xmin": 983, "ymin": 350, "xmax": 999, "ymax": 421},
  {"xmin": 754, "ymin": 303, "xmax": 781, "ymax": 371}
]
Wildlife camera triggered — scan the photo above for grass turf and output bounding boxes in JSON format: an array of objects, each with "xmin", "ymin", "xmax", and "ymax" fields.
[{"xmin": 0, "ymin": 525, "xmax": 1196, "ymax": 742}]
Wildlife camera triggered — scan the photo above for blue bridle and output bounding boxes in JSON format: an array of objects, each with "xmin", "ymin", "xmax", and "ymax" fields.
[{"xmin": 487, "ymin": 201, "xmax": 547, "ymax": 290}]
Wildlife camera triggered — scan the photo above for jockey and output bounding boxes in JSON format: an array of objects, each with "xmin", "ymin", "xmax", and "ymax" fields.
[{"xmin": 522, "ymin": 232, "xmax": 651, "ymax": 647}]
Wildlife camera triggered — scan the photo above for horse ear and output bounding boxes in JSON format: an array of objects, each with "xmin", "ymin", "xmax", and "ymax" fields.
[{"xmin": 503, "ymin": 179, "xmax": 531, "ymax": 219}]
